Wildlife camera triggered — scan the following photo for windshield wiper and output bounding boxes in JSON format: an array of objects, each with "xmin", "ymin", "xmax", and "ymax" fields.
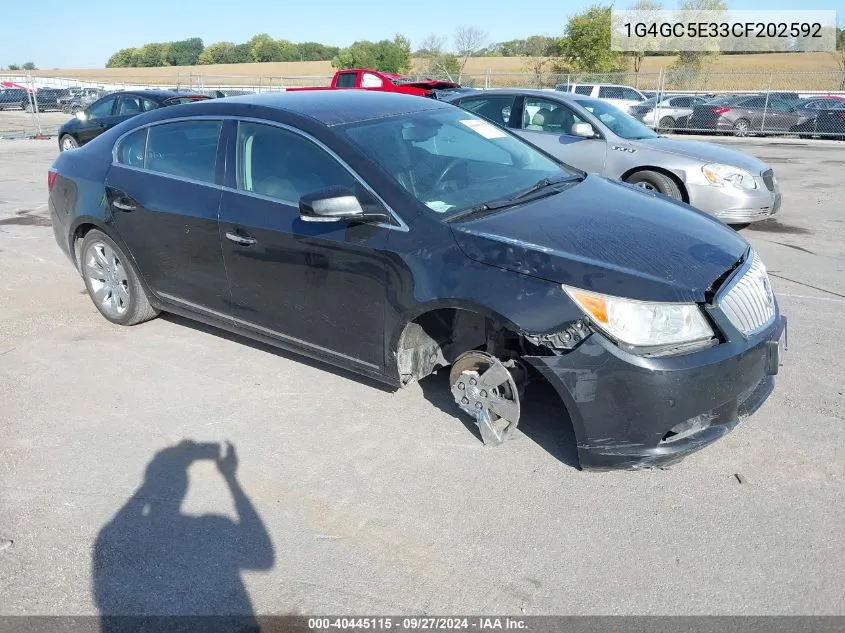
[
  {"xmin": 445, "ymin": 197, "xmax": 516, "ymax": 222},
  {"xmin": 512, "ymin": 175, "xmax": 581, "ymax": 200},
  {"xmin": 445, "ymin": 176, "xmax": 583, "ymax": 223}
]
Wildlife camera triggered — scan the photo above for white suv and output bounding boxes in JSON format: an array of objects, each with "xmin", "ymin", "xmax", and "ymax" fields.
[{"xmin": 555, "ymin": 83, "xmax": 646, "ymax": 113}]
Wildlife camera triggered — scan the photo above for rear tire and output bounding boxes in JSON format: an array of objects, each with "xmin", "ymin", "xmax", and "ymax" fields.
[
  {"xmin": 59, "ymin": 134, "xmax": 79, "ymax": 151},
  {"xmin": 732, "ymin": 118, "xmax": 751, "ymax": 137},
  {"xmin": 729, "ymin": 223, "xmax": 750, "ymax": 231},
  {"xmin": 79, "ymin": 230, "xmax": 158, "ymax": 326},
  {"xmin": 625, "ymin": 170, "xmax": 683, "ymax": 200},
  {"xmin": 658, "ymin": 116, "xmax": 675, "ymax": 133}
]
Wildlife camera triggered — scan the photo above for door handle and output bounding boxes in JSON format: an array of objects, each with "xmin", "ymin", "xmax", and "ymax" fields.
[
  {"xmin": 112, "ymin": 199, "xmax": 136, "ymax": 211},
  {"xmin": 225, "ymin": 232, "xmax": 257, "ymax": 246}
]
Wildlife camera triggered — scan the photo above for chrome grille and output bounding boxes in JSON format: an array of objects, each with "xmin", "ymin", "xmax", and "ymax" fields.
[
  {"xmin": 761, "ymin": 169, "xmax": 775, "ymax": 191},
  {"xmin": 719, "ymin": 251, "xmax": 776, "ymax": 336}
]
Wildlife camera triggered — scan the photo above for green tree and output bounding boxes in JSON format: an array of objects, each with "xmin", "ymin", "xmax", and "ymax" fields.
[
  {"xmin": 106, "ymin": 48, "xmax": 139, "ymax": 68},
  {"xmin": 249, "ymin": 33, "xmax": 283, "ymax": 62},
  {"xmin": 332, "ymin": 40, "xmax": 379, "ymax": 70},
  {"xmin": 198, "ymin": 41, "xmax": 236, "ymax": 65},
  {"xmin": 22, "ymin": 61, "xmax": 36, "ymax": 70},
  {"xmin": 8, "ymin": 64, "xmax": 21, "ymax": 71},
  {"xmin": 376, "ymin": 35, "xmax": 412, "ymax": 73},
  {"xmin": 557, "ymin": 4, "xmax": 624, "ymax": 72},
  {"xmin": 136, "ymin": 43, "xmax": 169, "ymax": 67},
  {"xmin": 166, "ymin": 37, "xmax": 204, "ymax": 66},
  {"xmin": 232, "ymin": 43, "xmax": 252, "ymax": 63},
  {"xmin": 277, "ymin": 39, "xmax": 299, "ymax": 62}
]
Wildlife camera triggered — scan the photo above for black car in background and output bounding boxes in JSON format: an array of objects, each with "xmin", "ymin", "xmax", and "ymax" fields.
[
  {"xmin": 790, "ymin": 100, "xmax": 845, "ymax": 139},
  {"xmin": 0, "ymin": 88, "xmax": 29, "ymax": 110},
  {"xmin": 57, "ymin": 89, "xmax": 210, "ymax": 151},
  {"xmin": 23, "ymin": 88, "xmax": 71, "ymax": 112},
  {"xmin": 47, "ymin": 91, "xmax": 785, "ymax": 470}
]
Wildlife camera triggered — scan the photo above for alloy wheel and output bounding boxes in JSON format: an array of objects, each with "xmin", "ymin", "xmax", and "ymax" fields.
[{"xmin": 85, "ymin": 241, "xmax": 130, "ymax": 319}]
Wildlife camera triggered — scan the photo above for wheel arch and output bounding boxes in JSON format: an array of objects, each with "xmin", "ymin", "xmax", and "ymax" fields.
[
  {"xmin": 389, "ymin": 300, "xmax": 526, "ymax": 386},
  {"xmin": 621, "ymin": 165, "xmax": 689, "ymax": 203}
]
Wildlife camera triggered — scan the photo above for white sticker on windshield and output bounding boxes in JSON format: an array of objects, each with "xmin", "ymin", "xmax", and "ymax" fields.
[
  {"xmin": 425, "ymin": 201, "xmax": 454, "ymax": 213},
  {"xmin": 459, "ymin": 119, "xmax": 507, "ymax": 139}
]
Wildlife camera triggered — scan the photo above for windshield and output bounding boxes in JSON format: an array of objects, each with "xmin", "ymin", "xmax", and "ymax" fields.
[
  {"xmin": 342, "ymin": 108, "xmax": 579, "ymax": 218},
  {"xmin": 577, "ymin": 98, "xmax": 658, "ymax": 140}
]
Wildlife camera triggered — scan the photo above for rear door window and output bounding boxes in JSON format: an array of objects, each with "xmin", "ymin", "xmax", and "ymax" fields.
[
  {"xmin": 116, "ymin": 95, "xmax": 143, "ymax": 116},
  {"xmin": 459, "ymin": 95, "xmax": 517, "ymax": 126},
  {"xmin": 574, "ymin": 85, "xmax": 593, "ymax": 95},
  {"xmin": 145, "ymin": 120, "xmax": 222, "ymax": 184}
]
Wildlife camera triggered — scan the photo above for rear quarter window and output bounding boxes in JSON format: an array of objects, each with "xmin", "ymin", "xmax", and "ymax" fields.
[{"xmin": 116, "ymin": 128, "xmax": 148, "ymax": 168}]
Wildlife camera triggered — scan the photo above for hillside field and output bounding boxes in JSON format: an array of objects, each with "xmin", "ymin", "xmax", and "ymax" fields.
[{"xmin": 30, "ymin": 52, "xmax": 843, "ymax": 87}]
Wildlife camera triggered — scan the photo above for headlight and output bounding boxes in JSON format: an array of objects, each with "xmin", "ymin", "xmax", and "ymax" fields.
[
  {"xmin": 563, "ymin": 286, "xmax": 714, "ymax": 350},
  {"xmin": 702, "ymin": 163, "xmax": 758, "ymax": 190}
]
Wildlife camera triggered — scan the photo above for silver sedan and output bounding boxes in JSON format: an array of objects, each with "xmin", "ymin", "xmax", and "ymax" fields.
[{"xmin": 446, "ymin": 89, "xmax": 781, "ymax": 225}]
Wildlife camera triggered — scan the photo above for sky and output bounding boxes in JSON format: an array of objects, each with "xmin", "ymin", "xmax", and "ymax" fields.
[{"xmin": 0, "ymin": 0, "xmax": 841, "ymax": 68}]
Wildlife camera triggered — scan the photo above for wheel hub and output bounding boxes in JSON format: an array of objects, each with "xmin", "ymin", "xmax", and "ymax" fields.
[{"xmin": 449, "ymin": 351, "xmax": 521, "ymax": 446}]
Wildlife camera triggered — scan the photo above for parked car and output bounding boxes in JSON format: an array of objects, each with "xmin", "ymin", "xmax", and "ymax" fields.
[
  {"xmin": 0, "ymin": 88, "xmax": 28, "ymax": 111},
  {"xmin": 554, "ymin": 83, "xmax": 646, "ymax": 113},
  {"xmin": 56, "ymin": 89, "xmax": 211, "ymax": 151},
  {"xmin": 286, "ymin": 68, "xmax": 461, "ymax": 97},
  {"xmin": 59, "ymin": 88, "xmax": 107, "ymax": 114},
  {"xmin": 790, "ymin": 100, "xmax": 845, "ymax": 139},
  {"xmin": 447, "ymin": 89, "xmax": 781, "ymax": 225},
  {"xmin": 47, "ymin": 91, "xmax": 786, "ymax": 470},
  {"xmin": 22, "ymin": 88, "xmax": 71, "ymax": 112},
  {"xmin": 629, "ymin": 94, "xmax": 709, "ymax": 131},
  {"xmin": 686, "ymin": 94, "xmax": 809, "ymax": 137}
]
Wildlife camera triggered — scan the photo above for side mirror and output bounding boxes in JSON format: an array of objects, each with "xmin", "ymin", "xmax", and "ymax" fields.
[
  {"xmin": 75, "ymin": 111, "xmax": 87, "ymax": 121},
  {"xmin": 571, "ymin": 122, "xmax": 596, "ymax": 138},
  {"xmin": 299, "ymin": 186, "xmax": 364, "ymax": 223}
]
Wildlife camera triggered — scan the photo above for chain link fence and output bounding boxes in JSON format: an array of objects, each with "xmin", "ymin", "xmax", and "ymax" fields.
[{"xmin": 2, "ymin": 69, "xmax": 844, "ymax": 139}]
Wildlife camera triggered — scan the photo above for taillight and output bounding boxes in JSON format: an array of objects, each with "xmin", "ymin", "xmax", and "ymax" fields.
[
  {"xmin": 712, "ymin": 107, "xmax": 730, "ymax": 115},
  {"xmin": 47, "ymin": 169, "xmax": 58, "ymax": 192}
]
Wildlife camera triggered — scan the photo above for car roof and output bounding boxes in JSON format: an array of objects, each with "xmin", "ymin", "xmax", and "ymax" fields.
[
  {"xmin": 219, "ymin": 90, "xmax": 449, "ymax": 126},
  {"xmin": 450, "ymin": 88, "xmax": 596, "ymax": 103}
]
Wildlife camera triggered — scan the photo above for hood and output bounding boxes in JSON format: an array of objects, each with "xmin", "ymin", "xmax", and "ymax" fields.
[
  {"xmin": 631, "ymin": 137, "xmax": 768, "ymax": 173},
  {"xmin": 395, "ymin": 79, "xmax": 461, "ymax": 90},
  {"xmin": 450, "ymin": 175, "xmax": 748, "ymax": 303}
]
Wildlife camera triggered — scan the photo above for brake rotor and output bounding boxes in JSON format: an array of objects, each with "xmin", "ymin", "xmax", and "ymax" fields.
[{"xmin": 449, "ymin": 351, "xmax": 521, "ymax": 446}]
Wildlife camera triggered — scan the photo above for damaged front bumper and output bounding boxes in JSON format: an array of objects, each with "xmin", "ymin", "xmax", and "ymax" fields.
[{"xmin": 523, "ymin": 315, "xmax": 786, "ymax": 470}]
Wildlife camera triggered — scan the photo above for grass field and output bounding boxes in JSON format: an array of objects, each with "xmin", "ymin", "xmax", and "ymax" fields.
[{"xmin": 30, "ymin": 52, "xmax": 842, "ymax": 85}]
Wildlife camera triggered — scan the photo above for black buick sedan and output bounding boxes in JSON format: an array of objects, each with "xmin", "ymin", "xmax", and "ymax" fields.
[
  {"xmin": 47, "ymin": 91, "xmax": 786, "ymax": 469},
  {"xmin": 56, "ymin": 89, "xmax": 210, "ymax": 151}
]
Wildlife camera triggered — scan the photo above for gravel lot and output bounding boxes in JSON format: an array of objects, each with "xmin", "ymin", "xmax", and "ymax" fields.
[
  {"xmin": 0, "ymin": 111, "xmax": 68, "ymax": 139},
  {"xmin": 0, "ymin": 138, "xmax": 843, "ymax": 617}
]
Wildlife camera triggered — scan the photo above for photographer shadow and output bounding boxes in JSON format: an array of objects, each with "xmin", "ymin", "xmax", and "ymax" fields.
[{"xmin": 93, "ymin": 440, "xmax": 275, "ymax": 633}]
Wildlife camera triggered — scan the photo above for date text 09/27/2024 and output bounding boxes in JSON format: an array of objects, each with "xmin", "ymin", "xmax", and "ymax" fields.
[{"xmin": 308, "ymin": 617, "xmax": 528, "ymax": 630}]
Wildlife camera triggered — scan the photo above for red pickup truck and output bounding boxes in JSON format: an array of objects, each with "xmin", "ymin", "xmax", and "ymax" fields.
[{"xmin": 286, "ymin": 69, "xmax": 462, "ymax": 98}]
